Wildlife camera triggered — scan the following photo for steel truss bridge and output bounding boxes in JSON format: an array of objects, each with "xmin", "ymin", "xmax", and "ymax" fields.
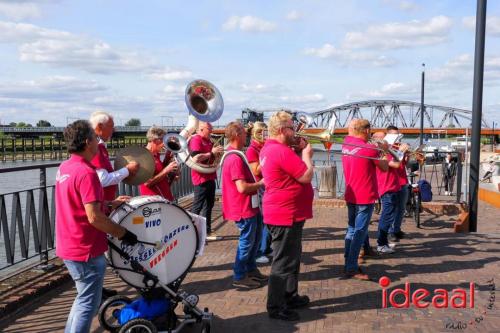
[{"xmin": 242, "ymin": 100, "xmax": 493, "ymax": 129}]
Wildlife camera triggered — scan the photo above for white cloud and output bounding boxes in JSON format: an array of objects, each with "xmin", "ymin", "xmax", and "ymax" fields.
[
  {"xmin": 304, "ymin": 43, "xmax": 397, "ymax": 67},
  {"xmin": 382, "ymin": 0, "xmax": 419, "ymax": 12},
  {"xmin": 280, "ymin": 94, "xmax": 324, "ymax": 104},
  {"xmin": 343, "ymin": 15, "xmax": 453, "ymax": 50},
  {"xmin": 149, "ymin": 68, "xmax": 193, "ymax": 81},
  {"xmin": 463, "ymin": 16, "xmax": 500, "ymax": 37},
  {"xmin": 222, "ymin": 15, "xmax": 277, "ymax": 33},
  {"xmin": 163, "ymin": 84, "xmax": 185, "ymax": 94},
  {"xmin": 0, "ymin": 76, "xmax": 107, "ymax": 101},
  {"xmin": 0, "ymin": 2, "xmax": 41, "ymax": 21},
  {"xmin": 0, "ymin": 20, "xmax": 156, "ymax": 74},
  {"xmin": 0, "ymin": 21, "xmax": 71, "ymax": 43},
  {"xmin": 348, "ymin": 82, "xmax": 418, "ymax": 100},
  {"xmin": 286, "ymin": 10, "xmax": 302, "ymax": 21}
]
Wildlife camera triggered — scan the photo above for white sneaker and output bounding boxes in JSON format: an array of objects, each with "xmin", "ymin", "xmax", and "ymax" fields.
[
  {"xmin": 388, "ymin": 243, "xmax": 397, "ymax": 249},
  {"xmin": 377, "ymin": 245, "xmax": 395, "ymax": 254},
  {"xmin": 206, "ymin": 233, "xmax": 222, "ymax": 241},
  {"xmin": 444, "ymin": 191, "xmax": 449, "ymax": 196},
  {"xmin": 256, "ymin": 256, "xmax": 270, "ymax": 264}
]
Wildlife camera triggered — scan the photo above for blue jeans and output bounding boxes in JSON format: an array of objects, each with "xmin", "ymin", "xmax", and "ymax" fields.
[
  {"xmin": 64, "ymin": 255, "xmax": 106, "ymax": 333},
  {"xmin": 377, "ymin": 192, "xmax": 400, "ymax": 246},
  {"xmin": 345, "ymin": 204, "xmax": 374, "ymax": 272},
  {"xmin": 234, "ymin": 214, "xmax": 262, "ymax": 280},
  {"xmin": 390, "ymin": 185, "xmax": 408, "ymax": 234},
  {"xmin": 257, "ymin": 224, "xmax": 272, "ymax": 257}
]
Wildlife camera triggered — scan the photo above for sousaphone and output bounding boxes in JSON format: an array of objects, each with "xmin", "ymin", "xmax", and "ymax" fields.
[{"xmin": 175, "ymin": 80, "xmax": 224, "ymax": 174}]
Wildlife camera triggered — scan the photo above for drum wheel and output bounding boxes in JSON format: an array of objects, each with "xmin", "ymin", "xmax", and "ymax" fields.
[
  {"xmin": 98, "ymin": 295, "xmax": 132, "ymax": 332},
  {"xmin": 118, "ymin": 318, "xmax": 158, "ymax": 333}
]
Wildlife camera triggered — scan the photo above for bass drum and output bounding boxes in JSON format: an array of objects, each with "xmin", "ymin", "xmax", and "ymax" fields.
[{"xmin": 108, "ymin": 196, "xmax": 198, "ymax": 289}]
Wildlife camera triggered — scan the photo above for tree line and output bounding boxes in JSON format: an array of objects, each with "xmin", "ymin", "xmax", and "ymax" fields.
[{"xmin": 4, "ymin": 118, "xmax": 142, "ymax": 127}]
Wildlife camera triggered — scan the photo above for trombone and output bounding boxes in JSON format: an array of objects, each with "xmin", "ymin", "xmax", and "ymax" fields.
[{"xmin": 293, "ymin": 112, "xmax": 401, "ymax": 161}]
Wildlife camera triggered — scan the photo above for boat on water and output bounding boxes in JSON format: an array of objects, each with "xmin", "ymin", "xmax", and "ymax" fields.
[{"xmin": 422, "ymin": 140, "xmax": 455, "ymax": 162}]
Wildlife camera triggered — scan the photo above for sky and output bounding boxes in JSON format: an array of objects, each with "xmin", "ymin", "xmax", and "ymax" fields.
[{"xmin": 0, "ymin": 0, "xmax": 499, "ymax": 127}]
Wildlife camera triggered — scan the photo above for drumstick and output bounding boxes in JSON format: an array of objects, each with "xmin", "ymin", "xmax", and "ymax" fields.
[{"xmin": 138, "ymin": 240, "xmax": 163, "ymax": 250}]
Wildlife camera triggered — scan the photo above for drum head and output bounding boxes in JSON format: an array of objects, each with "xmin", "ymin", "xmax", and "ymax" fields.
[{"xmin": 108, "ymin": 197, "xmax": 198, "ymax": 288}]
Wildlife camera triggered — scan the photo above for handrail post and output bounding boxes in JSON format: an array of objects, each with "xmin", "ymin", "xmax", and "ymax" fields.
[{"xmin": 35, "ymin": 166, "xmax": 55, "ymax": 272}]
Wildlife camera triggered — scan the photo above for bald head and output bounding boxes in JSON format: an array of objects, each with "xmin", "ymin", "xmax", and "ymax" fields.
[{"xmin": 348, "ymin": 119, "xmax": 371, "ymax": 139}]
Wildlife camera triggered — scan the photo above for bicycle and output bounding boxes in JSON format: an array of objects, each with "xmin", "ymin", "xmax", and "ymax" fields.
[{"xmin": 406, "ymin": 172, "xmax": 422, "ymax": 228}]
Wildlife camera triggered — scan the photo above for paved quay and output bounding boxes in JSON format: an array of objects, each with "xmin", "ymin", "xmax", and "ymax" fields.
[{"xmin": 1, "ymin": 200, "xmax": 499, "ymax": 333}]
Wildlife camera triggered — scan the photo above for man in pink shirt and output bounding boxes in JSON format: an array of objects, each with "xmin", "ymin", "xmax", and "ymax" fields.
[
  {"xmin": 387, "ymin": 126, "xmax": 410, "ymax": 242},
  {"xmin": 222, "ymin": 122, "xmax": 266, "ymax": 289},
  {"xmin": 56, "ymin": 120, "xmax": 138, "ymax": 333},
  {"xmin": 189, "ymin": 122, "xmax": 224, "ymax": 241},
  {"xmin": 372, "ymin": 132, "xmax": 401, "ymax": 254},
  {"xmin": 260, "ymin": 111, "xmax": 314, "ymax": 321},
  {"xmin": 139, "ymin": 126, "xmax": 178, "ymax": 201},
  {"xmin": 342, "ymin": 119, "xmax": 388, "ymax": 281},
  {"xmin": 89, "ymin": 111, "xmax": 140, "ymax": 202}
]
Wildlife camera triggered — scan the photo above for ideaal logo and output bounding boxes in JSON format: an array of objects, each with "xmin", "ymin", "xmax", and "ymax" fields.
[
  {"xmin": 142, "ymin": 206, "xmax": 161, "ymax": 218},
  {"xmin": 379, "ymin": 276, "xmax": 475, "ymax": 309},
  {"xmin": 379, "ymin": 276, "xmax": 496, "ymax": 330}
]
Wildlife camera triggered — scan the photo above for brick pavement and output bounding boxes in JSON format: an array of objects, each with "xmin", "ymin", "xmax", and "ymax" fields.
[{"xmin": 1, "ymin": 200, "xmax": 500, "ymax": 333}]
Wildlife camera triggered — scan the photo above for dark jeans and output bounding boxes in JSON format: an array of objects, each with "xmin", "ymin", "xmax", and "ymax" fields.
[
  {"xmin": 267, "ymin": 221, "xmax": 305, "ymax": 314},
  {"xmin": 444, "ymin": 174, "xmax": 454, "ymax": 192},
  {"xmin": 377, "ymin": 191, "xmax": 400, "ymax": 246},
  {"xmin": 191, "ymin": 180, "xmax": 216, "ymax": 234}
]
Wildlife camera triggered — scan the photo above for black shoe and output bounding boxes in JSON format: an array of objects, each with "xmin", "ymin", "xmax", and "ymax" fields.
[
  {"xmin": 287, "ymin": 295, "xmax": 310, "ymax": 309},
  {"xmin": 102, "ymin": 287, "xmax": 117, "ymax": 300},
  {"xmin": 388, "ymin": 234, "xmax": 399, "ymax": 243},
  {"xmin": 268, "ymin": 309, "xmax": 300, "ymax": 321},
  {"xmin": 395, "ymin": 231, "xmax": 406, "ymax": 239}
]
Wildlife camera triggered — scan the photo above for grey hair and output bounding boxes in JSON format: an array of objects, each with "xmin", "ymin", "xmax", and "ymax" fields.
[
  {"xmin": 146, "ymin": 126, "xmax": 166, "ymax": 142},
  {"xmin": 89, "ymin": 111, "xmax": 112, "ymax": 129}
]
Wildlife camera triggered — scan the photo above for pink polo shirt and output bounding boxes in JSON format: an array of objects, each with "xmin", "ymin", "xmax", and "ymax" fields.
[
  {"xmin": 91, "ymin": 143, "xmax": 117, "ymax": 202},
  {"xmin": 139, "ymin": 152, "xmax": 174, "ymax": 201},
  {"xmin": 296, "ymin": 183, "xmax": 314, "ymax": 221},
  {"xmin": 245, "ymin": 140, "xmax": 264, "ymax": 181},
  {"xmin": 55, "ymin": 154, "xmax": 107, "ymax": 261},
  {"xmin": 221, "ymin": 147, "xmax": 259, "ymax": 221},
  {"xmin": 376, "ymin": 154, "xmax": 400, "ymax": 197},
  {"xmin": 342, "ymin": 136, "xmax": 379, "ymax": 204},
  {"xmin": 260, "ymin": 139, "xmax": 308, "ymax": 226},
  {"xmin": 188, "ymin": 134, "xmax": 217, "ymax": 186}
]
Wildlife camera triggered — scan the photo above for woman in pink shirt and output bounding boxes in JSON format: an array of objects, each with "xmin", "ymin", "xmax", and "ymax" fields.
[
  {"xmin": 260, "ymin": 111, "xmax": 314, "ymax": 321},
  {"xmin": 139, "ymin": 127, "xmax": 178, "ymax": 201},
  {"xmin": 246, "ymin": 122, "xmax": 272, "ymax": 264}
]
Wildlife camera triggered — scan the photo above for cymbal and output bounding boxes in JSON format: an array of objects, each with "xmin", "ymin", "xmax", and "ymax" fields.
[{"xmin": 114, "ymin": 146, "xmax": 155, "ymax": 185}]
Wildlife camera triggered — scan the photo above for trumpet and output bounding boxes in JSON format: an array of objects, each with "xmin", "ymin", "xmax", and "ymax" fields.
[{"xmin": 293, "ymin": 112, "xmax": 402, "ymax": 161}]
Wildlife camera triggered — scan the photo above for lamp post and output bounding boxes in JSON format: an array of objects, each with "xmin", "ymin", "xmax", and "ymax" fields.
[
  {"xmin": 420, "ymin": 63, "xmax": 425, "ymax": 146},
  {"xmin": 468, "ymin": 0, "xmax": 487, "ymax": 232}
]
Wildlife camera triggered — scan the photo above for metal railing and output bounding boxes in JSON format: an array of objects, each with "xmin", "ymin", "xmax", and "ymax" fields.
[
  {"xmin": 0, "ymin": 161, "xmax": 194, "ymax": 273},
  {"xmin": 0, "ymin": 137, "xmax": 149, "ymax": 162}
]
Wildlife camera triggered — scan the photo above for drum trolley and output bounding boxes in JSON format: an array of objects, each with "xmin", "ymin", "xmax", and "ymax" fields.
[{"xmin": 97, "ymin": 197, "xmax": 213, "ymax": 333}]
